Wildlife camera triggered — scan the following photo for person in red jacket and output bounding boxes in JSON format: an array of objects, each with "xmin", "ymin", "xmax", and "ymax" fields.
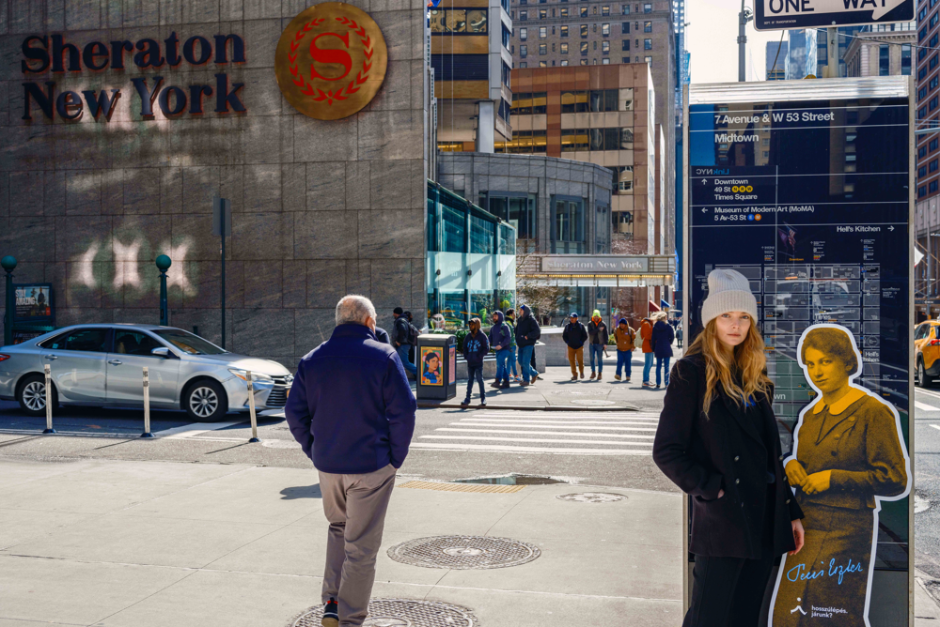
[{"xmin": 640, "ymin": 316, "xmax": 655, "ymax": 388}]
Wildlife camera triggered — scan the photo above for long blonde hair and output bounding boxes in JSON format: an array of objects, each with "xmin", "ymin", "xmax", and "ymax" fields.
[{"xmin": 686, "ymin": 318, "xmax": 772, "ymax": 417}]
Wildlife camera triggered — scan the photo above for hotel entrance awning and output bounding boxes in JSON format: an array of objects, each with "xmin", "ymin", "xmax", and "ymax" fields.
[{"xmin": 518, "ymin": 254, "xmax": 676, "ymax": 288}]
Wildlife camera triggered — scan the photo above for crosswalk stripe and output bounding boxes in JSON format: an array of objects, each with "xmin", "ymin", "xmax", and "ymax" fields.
[
  {"xmin": 421, "ymin": 435, "xmax": 654, "ymax": 446},
  {"xmin": 410, "ymin": 443, "xmax": 652, "ymax": 455},
  {"xmin": 455, "ymin": 421, "xmax": 657, "ymax": 432},
  {"xmin": 459, "ymin": 417, "xmax": 658, "ymax": 424},
  {"xmin": 436, "ymin": 427, "xmax": 655, "ymax": 439},
  {"xmin": 914, "ymin": 400, "xmax": 938, "ymax": 411},
  {"xmin": 476, "ymin": 412, "xmax": 661, "ymax": 420}
]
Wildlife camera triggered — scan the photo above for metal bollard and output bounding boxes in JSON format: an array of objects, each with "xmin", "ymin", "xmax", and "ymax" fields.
[
  {"xmin": 247, "ymin": 371, "xmax": 259, "ymax": 443},
  {"xmin": 141, "ymin": 367, "xmax": 154, "ymax": 438},
  {"xmin": 42, "ymin": 364, "xmax": 55, "ymax": 434}
]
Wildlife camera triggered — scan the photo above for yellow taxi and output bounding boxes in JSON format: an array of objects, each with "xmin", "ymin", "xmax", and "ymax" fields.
[{"xmin": 915, "ymin": 320, "xmax": 940, "ymax": 387}]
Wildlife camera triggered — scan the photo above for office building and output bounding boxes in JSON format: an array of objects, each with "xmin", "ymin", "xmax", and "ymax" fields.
[
  {"xmin": 785, "ymin": 29, "xmax": 818, "ymax": 79},
  {"xmin": 917, "ymin": 3, "xmax": 940, "ymax": 318},
  {"xmin": 766, "ymin": 40, "xmax": 787, "ymax": 80},
  {"xmin": 431, "ymin": 0, "xmax": 514, "ymax": 152},
  {"xmin": 844, "ymin": 27, "xmax": 914, "ymax": 77}
]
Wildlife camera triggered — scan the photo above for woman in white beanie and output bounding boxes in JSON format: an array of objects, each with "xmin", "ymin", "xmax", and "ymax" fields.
[{"xmin": 652, "ymin": 268, "xmax": 805, "ymax": 627}]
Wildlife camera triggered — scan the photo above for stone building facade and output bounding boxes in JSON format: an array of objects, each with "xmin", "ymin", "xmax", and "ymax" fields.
[{"xmin": 0, "ymin": 0, "xmax": 427, "ymax": 367}]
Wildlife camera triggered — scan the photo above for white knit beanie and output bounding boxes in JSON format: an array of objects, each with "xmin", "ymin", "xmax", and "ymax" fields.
[{"xmin": 701, "ymin": 269, "xmax": 758, "ymax": 327}]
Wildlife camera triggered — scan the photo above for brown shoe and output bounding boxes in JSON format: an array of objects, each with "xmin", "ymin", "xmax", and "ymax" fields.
[
  {"xmin": 590, "ymin": 372, "xmax": 596, "ymax": 380},
  {"xmin": 614, "ymin": 375, "xmax": 621, "ymax": 381},
  {"xmin": 519, "ymin": 381, "xmax": 530, "ymax": 387},
  {"xmin": 570, "ymin": 375, "xmax": 578, "ymax": 381},
  {"xmin": 580, "ymin": 371, "xmax": 585, "ymax": 379},
  {"xmin": 532, "ymin": 373, "xmax": 539, "ymax": 383},
  {"xmin": 597, "ymin": 373, "xmax": 603, "ymax": 381},
  {"xmin": 489, "ymin": 381, "xmax": 502, "ymax": 389}
]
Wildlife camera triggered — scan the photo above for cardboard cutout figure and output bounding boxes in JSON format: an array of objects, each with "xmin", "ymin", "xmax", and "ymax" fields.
[{"xmin": 769, "ymin": 324, "xmax": 910, "ymax": 626}]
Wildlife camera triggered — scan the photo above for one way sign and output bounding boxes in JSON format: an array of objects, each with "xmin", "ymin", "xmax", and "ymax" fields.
[{"xmin": 755, "ymin": 0, "xmax": 913, "ymax": 31}]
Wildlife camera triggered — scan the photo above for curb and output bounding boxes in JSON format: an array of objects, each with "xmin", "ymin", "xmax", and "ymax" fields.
[{"xmin": 416, "ymin": 401, "xmax": 641, "ymax": 411}]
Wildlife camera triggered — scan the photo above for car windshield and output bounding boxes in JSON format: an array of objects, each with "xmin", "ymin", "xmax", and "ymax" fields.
[{"xmin": 152, "ymin": 329, "xmax": 228, "ymax": 355}]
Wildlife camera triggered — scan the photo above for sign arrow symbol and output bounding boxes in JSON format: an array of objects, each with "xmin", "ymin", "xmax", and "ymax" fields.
[
  {"xmin": 888, "ymin": 225, "xmax": 895, "ymax": 231},
  {"xmin": 702, "ymin": 179, "xmax": 708, "ymax": 185},
  {"xmin": 762, "ymin": 0, "xmax": 907, "ymax": 22},
  {"xmin": 702, "ymin": 208, "xmax": 708, "ymax": 213}
]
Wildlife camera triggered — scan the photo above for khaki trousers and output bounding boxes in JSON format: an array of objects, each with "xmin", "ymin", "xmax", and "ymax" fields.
[
  {"xmin": 567, "ymin": 346, "xmax": 584, "ymax": 376},
  {"xmin": 319, "ymin": 463, "xmax": 397, "ymax": 626}
]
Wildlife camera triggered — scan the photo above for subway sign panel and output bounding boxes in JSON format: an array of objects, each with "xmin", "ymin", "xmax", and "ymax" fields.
[{"xmin": 20, "ymin": 33, "xmax": 248, "ymax": 121}]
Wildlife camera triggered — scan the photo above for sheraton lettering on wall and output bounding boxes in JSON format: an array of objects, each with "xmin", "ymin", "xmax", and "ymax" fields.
[{"xmin": 20, "ymin": 33, "xmax": 248, "ymax": 121}]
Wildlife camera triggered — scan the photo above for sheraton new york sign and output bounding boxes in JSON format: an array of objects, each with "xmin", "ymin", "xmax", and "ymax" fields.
[{"xmin": 20, "ymin": 32, "xmax": 248, "ymax": 121}]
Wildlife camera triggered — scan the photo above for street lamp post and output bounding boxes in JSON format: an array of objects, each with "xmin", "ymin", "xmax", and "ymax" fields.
[
  {"xmin": 738, "ymin": 0, "xmax": 753, "ymax": 82},
  {"xmin": 156, "ymin": 255, "xmax": 171, "ymax": 326},
  {"xmin": 2, "ymin": 256, "xmax": 16, "ymax": 347}
]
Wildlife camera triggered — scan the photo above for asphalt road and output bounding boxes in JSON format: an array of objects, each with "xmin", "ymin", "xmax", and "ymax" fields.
[{"xmin": 913, "ymin": 385, "xmax": 940, "ymax": 581}]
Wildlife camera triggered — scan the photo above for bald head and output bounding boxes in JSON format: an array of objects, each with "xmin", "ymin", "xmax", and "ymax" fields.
[{"xmin": 335, "ymin": 295, "xmax": 377, "ymax": 331}]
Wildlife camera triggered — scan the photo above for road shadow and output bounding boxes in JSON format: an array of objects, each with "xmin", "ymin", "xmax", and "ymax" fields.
[{"xmin": 281, "ymin": 484, "xmax": 322, "ymax": 500}]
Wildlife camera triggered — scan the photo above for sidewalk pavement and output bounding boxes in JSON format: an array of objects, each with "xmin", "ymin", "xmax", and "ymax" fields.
[
  {"xmin": 419, "ymin": 349, "xmax": 679, "ymax": 412},
  {"xmin": 917, "ymin": 570, "xmax": 940, "ymax": 625},
  {"xmin": 0, "ymin": 457, "xmax": 683, "ymax": 627}
]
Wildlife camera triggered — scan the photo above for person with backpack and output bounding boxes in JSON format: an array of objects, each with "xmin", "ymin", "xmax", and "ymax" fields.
[
  {"xmin": 562, "ymin": 312, "xmax": 588, "ymax": 381},
  {"xmin": 640, "ymin": 315, "xmax": 655, "ymax": 388},
  {"xmin": 505, "ymin": 308, "xmax": 520, "ymax": 382},
  {"xmin": 613, "ymin": 318, "xmax": 637, "ymax": 382},
  {"xmin": 651, "ymin": 311, "xmax": 675, "ymax": 388},
  {"xmin": 460, "ymin": 317, "xmax": 490, "ymax": 408},
  {"xmin": 515, "ymin": 304, "xmax": 541, "ymax": 386},
  {"xmin": 586, "ymin": 309, "xmax": 609, "ymax": 381},
  {"xmin": 488, "ymin": 311, "xmax": 513, "ymax": 389},
  {"xmin": 392, "ymin": 307, "xmax": 417, "ymax": 376}
]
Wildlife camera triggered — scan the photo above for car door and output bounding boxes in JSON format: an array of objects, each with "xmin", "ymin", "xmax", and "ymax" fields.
[
  {"xmin": 39, "ymin": 328, "xmax": 109, "ymax": 402},
  {"xmin": 916, "ymin": 323, "xmax": 930, "ymax": 365},
  {"xmin": 107, "ymin": 330, "xmax": 180, "ymax": 406},
  {"xmin": 925, "ymin": 324, "xmax": 940, "ymax": 372}
]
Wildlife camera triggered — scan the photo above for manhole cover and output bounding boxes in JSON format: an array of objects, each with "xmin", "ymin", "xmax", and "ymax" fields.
[
  {"xmin": 570, "ymin": 399, "xmax": 616, "ymax": 406},
  {"xmin": 558, "ymin": 492, "xmax": 626, "ymax": 503},
  {"xmin": 387, "ymin": 535, "xmax": 541, "ymax": 570},
  {"xmin": 289, "ymin": 599, "xmax": 477, "ymax": 627}
]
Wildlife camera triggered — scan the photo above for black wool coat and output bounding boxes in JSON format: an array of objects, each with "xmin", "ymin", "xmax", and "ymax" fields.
[{"xmin": 652, "ymin": 354, "xmax": 804, "ymax": 559}]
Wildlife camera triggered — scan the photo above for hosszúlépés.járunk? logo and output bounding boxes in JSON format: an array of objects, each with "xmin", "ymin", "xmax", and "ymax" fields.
[{"xmin": 275, "ymin": 3, "xmax": 388, "ymax": 120}]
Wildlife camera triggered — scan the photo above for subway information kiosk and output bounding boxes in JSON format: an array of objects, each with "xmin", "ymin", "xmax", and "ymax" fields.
[{"xmin": 683, "ymin": 77, "xmax": 914, "ymax": 626}]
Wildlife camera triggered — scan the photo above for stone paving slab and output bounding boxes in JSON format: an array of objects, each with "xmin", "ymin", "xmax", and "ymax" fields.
[{"xmin": 0, "ymin": 458, "xmax": 683, "ymax": 627}]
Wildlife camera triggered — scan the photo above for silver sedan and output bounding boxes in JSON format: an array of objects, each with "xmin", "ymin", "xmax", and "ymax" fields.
[{"xmin": 0, "ymin": 324, "xmax": 294, "ymax": 421}]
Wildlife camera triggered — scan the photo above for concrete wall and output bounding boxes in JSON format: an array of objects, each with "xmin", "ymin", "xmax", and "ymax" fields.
[{"xmin": 0, "ymin": 0, "xmax": 428, "ymax": 367}]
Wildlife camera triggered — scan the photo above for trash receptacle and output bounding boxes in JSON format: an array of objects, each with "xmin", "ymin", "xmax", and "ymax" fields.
[{"xmin": 415, "ymin": 334, "xmax": 457, "ymax": 401}]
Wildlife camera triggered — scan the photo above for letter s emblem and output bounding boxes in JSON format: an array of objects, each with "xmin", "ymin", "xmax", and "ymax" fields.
[{"xmin": 310, "ymin": 31, "xmax": 352, "ymax": 81}]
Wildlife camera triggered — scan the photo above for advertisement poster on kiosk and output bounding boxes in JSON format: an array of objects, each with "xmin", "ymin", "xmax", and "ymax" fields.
[{"xmin": 684, "ymin": 77, "xmax": 914, "ymax": 625}]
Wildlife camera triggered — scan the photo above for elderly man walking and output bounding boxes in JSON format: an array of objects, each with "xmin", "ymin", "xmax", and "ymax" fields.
[{"xmin": 286, "ymin": 295, "xmax": 417, "ymax": 627}]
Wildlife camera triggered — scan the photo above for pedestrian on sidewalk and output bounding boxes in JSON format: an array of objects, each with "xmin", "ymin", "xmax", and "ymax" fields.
[
  {"xmin": 651, "ymin": 311, "xmax": 675, "ymax": 388},
  {"xmin": 652, "ymin": 269, "xmax": 804, "ymax": 627},
  {"xmin": 587, "ymin": 309, "xmax": 609, "ymax": 380},
  {"xmin": 515, "ymin": 304, "xmax": 541, "ymax": 386},
  {"xmin": 488, "ymin": 311, "xmax": 513, "ymax": 389},
  {"xmin": 640, "ymin": 315, "xmax": 655, "ymax": 388},
  {"xmin": 461, "ymin": 317, "xmax": 490, "ymax": 408},
  {"xmin": 392, "ymin": 307, "xmax": 417, "ymax": 377},
  {"xmin": 285, "ymin": 295, "xmax": 416, "ymax": 627},
  {"xmin": 613, "ymin": 318, "xmax": 636, "ymax": 382},
  {"xmin": 562, "ymin": 312, "xmax": 588, "ymax": 380},
  {"xmin": 505, "ymin": 308, "xmax": 520, "ymax": 382}
]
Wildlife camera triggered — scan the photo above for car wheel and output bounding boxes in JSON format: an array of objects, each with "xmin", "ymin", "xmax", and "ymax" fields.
[
  {"xmin": 919, "ymin": 359, "xmax": 933, "ymax": 388},
  {"xmin": 184, "ymin": 379, "xmax": 228, "ymax": 422},
  {"xmin": 16, "ymin": 374, "xmax": 57, "ymax": 417}
]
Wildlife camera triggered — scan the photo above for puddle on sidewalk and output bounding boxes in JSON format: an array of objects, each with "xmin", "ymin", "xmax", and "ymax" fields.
[{"xmin": 453, "ymin": 473, "xmax": 567, "ymax": 486}]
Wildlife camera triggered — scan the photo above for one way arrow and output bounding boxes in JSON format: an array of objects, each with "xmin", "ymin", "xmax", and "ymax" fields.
[{"xmin": 765, "ymin": 0, "xmax": 907, "ymax": 22}]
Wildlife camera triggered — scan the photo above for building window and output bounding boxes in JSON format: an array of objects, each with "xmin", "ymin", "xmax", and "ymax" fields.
[
  {"xmin": 561, "ymin": 7, "xmax": 568, "ymax": 15},
  {"xmin": 931, "ymin": 138, "xmax": 939, "ymax": 151},
  {"xmin": 485, "ymin": 194, "xmax": 537, "ymax": 240},
  {"xmin": 580, "ymin": 6, "xmax": 587, "ymax": 16},
  {"xmin": 920, "ymin": 146, "xmax": 928, "ymax": 158},
  {"xmin": 593, "ymin": 5, "xmax": 597, "ymax": 13},
  {"xmin": 879, "ymin": 45, "xmax": 889, "ymax": 76},
  {"xmin": 919, "ymin": 185, "xmax": 927, "ymax": 198},
  {"xmin": 581, "ymin": 41, "xmax": 588, "ymax": 55},
  {"xmin": 521, "ymin": 44, "xmax": 527, "ymax": 57},
  {"xmin": 520, "ymin": 10, "xmax": 527, "ymax": 19},
  {"xmin": 602, "ymin": 40, "xmax": 610, "ymax": 53},
  {"xmin": 602, "ymin": 5, "xmax": 610, "ymax": 15},
  {"xmin": 580, "ymin": 59, "xmax": 588, "ymax": 65},
  {"xmin": 932, "ymin": 11, "xmax": 940, "ymax": 27},
  {"xmin": 932, "ymin": 159, "xmax": 939, "ymax": 173},
  {"xmin": 581, "ymin": 24, "xmax": 588, "ymax": 37},
  {"xmin": 932, "ymin": 33, "xmax": 939, "ymax": 47},
  {"xmin": 903, "ymin": 44, "xmax": 912, "ymax": 75},
  {"xmin": 539, "ymin": 60, "xmax": 547, "ymax": 67},
  {"xmin": 644, "ymin": 20, "xmax": 652, "ymax": 32},
  {"xmin": 561, "ymin": 25, "xmax": 568, "ymax": 36},
  {"xmin": 539, "ymin": 26, "xmax": 546, "ymax": 37},
  {"xmin": 622, "ymin": 21, "xmax": 630, "ymax": 33},
  {"xmin": 561, "ymin": 59, "xmax": 569, "ymax": 65},
  {"xmin": 503, "ymin": 24, "xmax": 511, "ymax": 47},
  {"xmin": 593, "ymin": 40, "xmax": 597, "ymax": 50},
  {"xmin": 429, "ymin": 9, "xmax": 488, "ymax": 33},
  {"xmin": 622, "ymin": 56, "xmax": 629, "ymax": 62},
  {"xmin": 602, "ymin": 23, "xmax": 610, "ymax": 35},
  {"xmin": 551, "ymin": 197, "xmax": 584, "ymax": 249},
  {"xmin": 539, "ymin": 8, "xmax": 546, "ymax": 18},
  {"xmin": 932, "ymin": 180, "xmax": 939, "ymax": 193},
  {"xmin": 622, "ymin": 4, "xmax": 630, "ymax": 13},
  {"xmin": 645, "ymin": 55, "xmax": 652, "ymax": 64},
  {"xmin": 643, "ymin": 2, "xmax": 651, "ymax": 11},
  {"xmin": 552, "ymin": 42, "xmax": 555, "ymax": 51},
  {"xmin": 602, "ymin": 58, "xmax": 610, "ymax": 64},
  {"xmin": 931, "ymin": 96, "xmax": 939, "ymax": 111},
  {"xmin": 593, "ymin": 23, "xmax": 597, "ymax": 31},
  {"xmin": 932, "ymin": 76, "xmax": 940, "ymax": 90},
  {"xmin": 921, "ymin": 106, "xmax": 929, "ymax": 119},
  {"xmin": 520, "ymin": 27, "xmax": 527, "ymax": 39},
  {"xmin": 539, "ymin": 43, "xmax": 546, "ymax": 54},
  {"xmin": 921, "ymin": 68, "xmax": 928, "ymax": 81},
  {"xmin": 920, "ymin": 166, "xmax": 928, "ymax": 178},
  {"xmin": 920, "ymin": 87, "xmax": 929, "ymax": 101},
  {"xmin": 644, "ymin": 38, "xmax": 652, "ymax": 50},
  {"xmin": 622, "ymin": 39, "xmax": 630, "ymax": 50},
  {"xmin": 561, "ymin": 42, "xmax": 569, "ymax": 53}
]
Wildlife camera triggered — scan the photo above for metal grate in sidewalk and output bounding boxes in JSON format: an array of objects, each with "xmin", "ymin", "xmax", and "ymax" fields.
[{"xmin": 398, "ymin": 480, "xmax": 525, "ymax": 493}]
